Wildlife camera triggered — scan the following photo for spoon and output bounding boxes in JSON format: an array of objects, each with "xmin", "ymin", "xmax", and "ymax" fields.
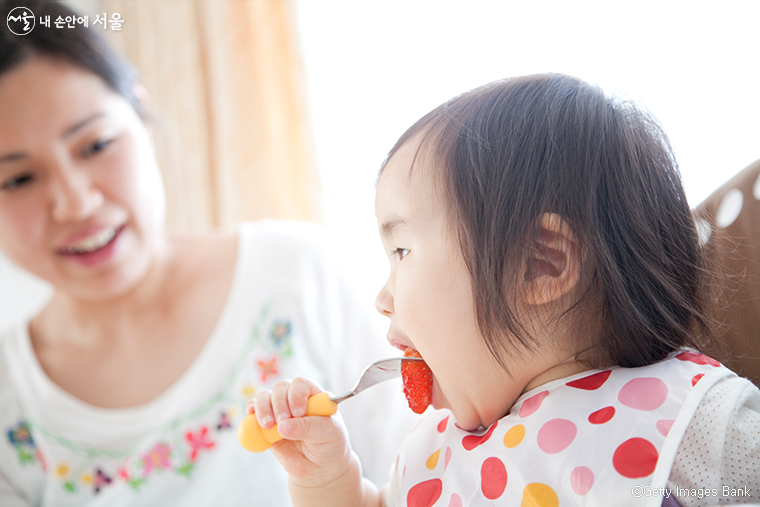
[{"xmin": 237, "ymin": 356, "xmax": 422, "ymax": 453}]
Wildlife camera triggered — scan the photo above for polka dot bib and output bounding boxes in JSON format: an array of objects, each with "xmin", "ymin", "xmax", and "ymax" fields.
[{"xmin": 389, "ymin": 351, "xmax": 734, "ymax": 507}]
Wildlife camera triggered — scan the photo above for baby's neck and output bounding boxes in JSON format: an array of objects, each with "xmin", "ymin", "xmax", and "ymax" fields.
[{"xmin": 521, "ymin": 358, "xmax": 592, "ymax": 395}]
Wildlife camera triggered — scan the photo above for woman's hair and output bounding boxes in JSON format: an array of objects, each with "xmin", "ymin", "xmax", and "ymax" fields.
[
  {"xmin": 0, "ymin": 0, "xmax": 142, "ymax": 114},
  {"xmin": 385, "ymin": 74, "xmax": 712, "ymax": 368}
]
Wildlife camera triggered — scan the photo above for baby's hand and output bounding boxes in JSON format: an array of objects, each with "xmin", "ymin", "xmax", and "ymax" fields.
[{"xmin": 248, "ymin": 378, "xmax": 355, "ymax": 488}]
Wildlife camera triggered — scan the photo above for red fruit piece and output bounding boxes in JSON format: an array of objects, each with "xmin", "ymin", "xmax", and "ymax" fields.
[{"xmin": 402, "ymin": 348, "xmax": 433, "ymax": 414}]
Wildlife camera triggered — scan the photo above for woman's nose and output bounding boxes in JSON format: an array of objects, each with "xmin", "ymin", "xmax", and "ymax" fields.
[
  {"xmin": 50, "ymin": 166, "xmax": 104, "ymax": 223},
  {"xmin": 375, "ymin": 279, "xmax": 394, "ymax": 317}
]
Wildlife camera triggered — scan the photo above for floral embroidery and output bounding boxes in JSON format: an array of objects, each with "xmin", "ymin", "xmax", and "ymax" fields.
[
  {"xmin": 257, "ymin": 356, "xmax": 279, "ymax": 382},
  {"xmin": 176, "ymin": 462, "xmax": 195, "ymax": 478},
  {"xmin": 270, "ymin": 320, "xmax": 294, "ymax": 357},
  {"xmin": 141, "ymin": 442, "xmax": 172, "ymax": 476},
  {"xmin": 217, "ymin": 411, "xmax": 232, "ymax": 431},
  {"xmin": 92, "ymin": 468, "xmax": 113, "ymax": 494},
  {"xmin": 185, "ymin": 426, "xmax": 215, "ymax": 462},
  {"xmin": 6, "ymin": 421, "xmax": 41, "ymax": 466},
  {"xmin": 18, "ymin": 307, "xmax": 300, "ymax": 497},
  {"xmin": 241, "ymin": 384, "xmax": 256, "ymax": 399}
]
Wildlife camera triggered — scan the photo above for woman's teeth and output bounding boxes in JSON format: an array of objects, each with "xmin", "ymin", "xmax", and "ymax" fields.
[{"xmin": 64, "ymin": 227, "xmax": 118, "ymax": 254}]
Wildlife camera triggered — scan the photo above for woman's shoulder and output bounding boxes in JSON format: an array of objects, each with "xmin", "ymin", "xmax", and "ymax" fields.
[
  {"xmin": 236, "ymin": 219, "xmax": 339, "ymax": 277},
  {"xmin": 239, "ymin": 219, "xmax": 330, "ymax": 253}
]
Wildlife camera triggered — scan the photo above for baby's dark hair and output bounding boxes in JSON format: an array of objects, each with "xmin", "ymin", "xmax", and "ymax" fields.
[
  {"xmin": 385, "ymin": 74, "xmax": 712, "ymax": 368},
  {"xmin": 0, "ymin": 0, "xmax": 141, "ymax": 114}
]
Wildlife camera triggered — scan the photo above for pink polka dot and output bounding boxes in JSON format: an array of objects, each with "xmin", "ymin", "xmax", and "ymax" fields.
[
  {"xmin": 537, "ymin": 419, "xmax": 577, "ymax": 454},
  {"xmin": 618, "ymin": 378, "xmax": 668, "ymax": 411},
  {"xmin": 462, "ymin": 423, "xmax": 498, "ymax": 451},
  {"xmin": 407, "ymin": 479, "xmax": 443, "ymax": 507},
  {"xmin": 613, "ymin": 438, "xmax": 658, "ymax": 478},
  {"xmin": 444, "ymin": 447, "xmax": 452, "ymax": 471},
  {"xmin": 566, "ymin": 370, "xmax": 611, "ymax": 390},
  {"xmin": 448, "ymin": 493, "xmax": 462, "ymax": 507},
  {"xmin": 519, "ymin": 390, "xmax": 549, "ymax": 417},
  {"xmin": 437, "ymin": 416, "xmax": 449, "ymax": 433},
  {"xmin": 481, "ymin": 457, "xmax": 508, "ymax": 500},
  {"xmin": 570, "ymin": 466, "xmax": 594, "ymax": 495},
  {"xmin": 588, "ymin": 406, "xmax": 615, "ymax": 425},
  {"xmin": 676, "ymin": 351, "xmax": 720, "ymax": 367},
  {"xmin": 657, "ymin": 419, "xmax": 674, "ymax": 436},
  {"xmin": 692, "ymin": 373, "xmax": 704, "ymax": 387}
]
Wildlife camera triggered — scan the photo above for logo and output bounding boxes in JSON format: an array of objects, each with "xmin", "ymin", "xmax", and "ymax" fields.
[{"xmin": 7, "ymin": 6, "xmax": 35, "ymax": 35}]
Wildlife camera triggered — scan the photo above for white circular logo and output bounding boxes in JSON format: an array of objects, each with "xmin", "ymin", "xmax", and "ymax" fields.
[{"xmin": 7, "ymin": 7, "xmax": 35, "ymax": 35}]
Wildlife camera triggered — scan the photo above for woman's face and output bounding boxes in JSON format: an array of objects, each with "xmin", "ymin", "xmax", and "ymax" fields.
[{"xmin": 0, "ymin": 56, "xmax": 165, "ymax": 301}]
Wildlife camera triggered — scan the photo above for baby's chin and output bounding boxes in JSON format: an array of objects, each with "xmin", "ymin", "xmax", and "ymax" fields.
[{"xmin": 436, "ymin": 391, "xmax": 501, "ymax": 431}]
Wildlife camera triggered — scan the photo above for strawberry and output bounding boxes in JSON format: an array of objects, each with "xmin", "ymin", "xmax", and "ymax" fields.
[{"xmin": 401, "ymin": 348, "xmax": 433, "ymax": 414}]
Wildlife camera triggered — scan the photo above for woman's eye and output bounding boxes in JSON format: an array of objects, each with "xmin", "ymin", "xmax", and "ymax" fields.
[
  {"xmin": 82, "ymin": 138, "xmax": 113, "ymax": 157},
  {"xmin": 0, "ymin": 173, "xmax": 34, "ymax": 191},
  {"xmin": 393, "ymin": 248, "xmax": 410, "ymax": 260}
]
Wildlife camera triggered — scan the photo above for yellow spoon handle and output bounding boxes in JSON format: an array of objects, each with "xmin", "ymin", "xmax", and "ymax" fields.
[{"xmin": 237, "ymin": 392, "xmax": 338, "ymax": 453}]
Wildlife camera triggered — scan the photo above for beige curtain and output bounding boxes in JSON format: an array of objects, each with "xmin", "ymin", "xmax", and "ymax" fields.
[{"xmin": 92, "ymin": 0, "xmax": 320, "ymax": 231}]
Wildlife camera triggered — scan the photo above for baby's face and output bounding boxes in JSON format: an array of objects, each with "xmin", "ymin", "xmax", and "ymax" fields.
[
  {"xmin": 0, "ymin": 56, "xmax": 165, "ymax": 300},
  {"xmin": 375, "ymin": 136, "xmax": 527, "ymax": 430}
]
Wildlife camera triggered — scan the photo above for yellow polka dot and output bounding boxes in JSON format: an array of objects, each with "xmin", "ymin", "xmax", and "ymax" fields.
[
  {"xmin": 55, "ymin": 464, "xmax": 70, "ymax": 478},
  {"xmin": 426, "ymin": 448, "xmax": 441, "ymax": 470},
  {"xmin": 241, "ymin": 385, "xmax": 256, "ymax": 398},
  {"xmin": 81, "ymin": 473, "xmax": 92, "ymax": 484},
  {"xmin": 521, "ymin": 483, "xmax": 559, "ymax": 507},
  {"xmin": 503, "ymin": 424, "xmax": 526, "ymax": 448}
]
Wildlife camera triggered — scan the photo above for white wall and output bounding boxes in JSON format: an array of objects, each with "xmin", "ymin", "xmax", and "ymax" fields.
[
  {"xmin": 0, "ymin": 252, "xmax": 51, "ymax": 331},
  {"xmin": 295, "ymin": 0, "xmax": 760, "ymax": 304}
]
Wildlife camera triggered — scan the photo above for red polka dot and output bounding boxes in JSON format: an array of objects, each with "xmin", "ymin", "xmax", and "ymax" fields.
[
  {"xmin": 537, "ymin": 419, "xmax": 577, "ymax": 454},
  {"xmin": 566, "ymin": 370, "xmax": 612, "ymax": 390},
  {"xmin": 692, "ymin": 373, "xmax": 705, "ymax": 387},
  {"xmin": 407, "ymin": 479, "xmax": 443, "ymax": 507},
  {"xmin": 618, "ymin": 378, "xmax": 668, "ymax": 411},
  {"xmin": 570, "ymin": 466, "xmax": 594, "ymax": 495},
  {"xmin": 676, "ymin": 351, "xmax": 720, "ymax": 367},
  {"xmin": 588, "ymin": 406, "xmax": 615, "ymax": 425},
  {"xmin": 519, "ymin": 390, "xmax": 549, "ymax": 417},
  {"xmin": 480, "ymin": 457, "xmax": 508, "ymax": 500},
  {"xmin": 448, "ymin": 493, "xmax": 462, "ymax": 507},
  {"xmin": 656, "ymin": 419, "xmax": 674, "ymax": 436},
  {"xmin": 444, "ymin": 447, "xmax": 452, "ymax": 471},
  {"xmin": 612, "ymin": 438, "xmax": 658, "ymax": 478},
  {"xmin": 438, "ymin": 416, "xmax": 449, "ymax": 433},
  {"xmin": 462, "ymin": 423, "xmax": 498, "ymax": 451}
]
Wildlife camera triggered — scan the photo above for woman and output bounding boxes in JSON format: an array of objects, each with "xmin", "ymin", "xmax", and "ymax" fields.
[{"xmin": 0, "ymin": 1, "xmax": 409, "ymax": 505}]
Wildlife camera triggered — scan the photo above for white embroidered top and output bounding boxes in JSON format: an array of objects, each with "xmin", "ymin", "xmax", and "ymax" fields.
[
  {"xmin": 384, "ymin": 352, "xmax": 760, "ymax": 507},
  {"xmin": 0, "ymin": 220, "xmax": 413, "ymax": 507}
]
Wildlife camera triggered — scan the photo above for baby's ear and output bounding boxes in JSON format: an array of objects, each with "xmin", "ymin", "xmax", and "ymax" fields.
[{"xmin": 520, "ymin": 213, "xmax": 582, "ymax": 306}]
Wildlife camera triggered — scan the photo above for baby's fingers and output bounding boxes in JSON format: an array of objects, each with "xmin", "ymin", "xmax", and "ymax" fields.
[
  {"xmin": 253, "ymin": 389, "xmax": 276, "ymax": 429},
  {"xmin": 287, "ymin": 378, "xmax": 325, "ymax": 418},
  {"xmin": 277, "ymin": 413, "xmax": 341, "ymax": 444}
]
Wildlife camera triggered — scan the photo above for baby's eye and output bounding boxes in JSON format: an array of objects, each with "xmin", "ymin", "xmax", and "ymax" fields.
[
  {"xmin": 393, "ymin": 248, "xmax": 410, "ymax": 260},
  {"xmin": 0, "ymin": 173, "xmax": 34, "ymax": 191}
]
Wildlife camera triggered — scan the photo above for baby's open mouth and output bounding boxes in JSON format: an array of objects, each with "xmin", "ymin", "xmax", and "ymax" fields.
[{"xmin": 401, "ymin": 348, "xmax": 433, "ymax": 414}]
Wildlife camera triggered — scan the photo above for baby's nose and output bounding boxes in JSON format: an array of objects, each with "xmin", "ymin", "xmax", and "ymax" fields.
[{"xmin": 375, "ymin": 281, "xmax": 394, "ymax": 317}]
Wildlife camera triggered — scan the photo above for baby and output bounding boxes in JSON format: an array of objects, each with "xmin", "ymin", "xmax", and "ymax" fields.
[{"xmin": 247, "ymin": 74, "xmax": 760, "ymax": 506}]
